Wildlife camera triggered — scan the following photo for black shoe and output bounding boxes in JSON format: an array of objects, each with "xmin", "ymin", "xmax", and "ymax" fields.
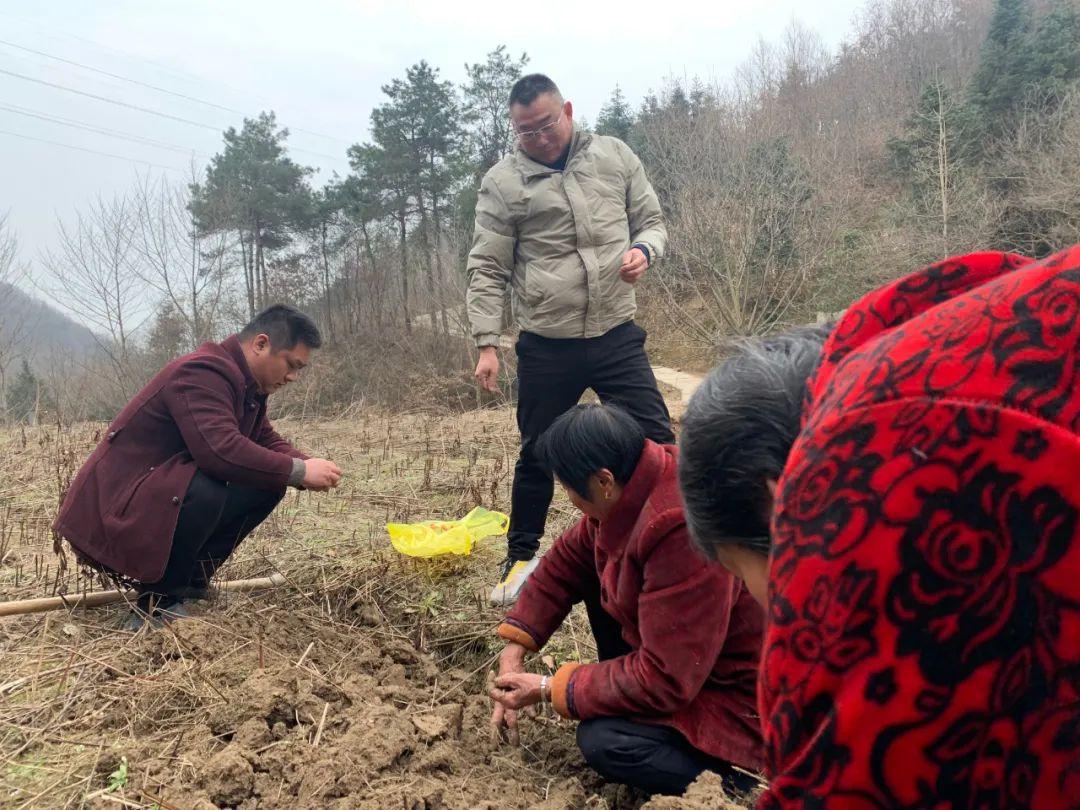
[
  {"xmin": 121, "ymin": 597, "xmax": 193, "ymax": 632},
  {"xmin": 175, "ymin": 585, "xmax": 212, "ymax": 601}
]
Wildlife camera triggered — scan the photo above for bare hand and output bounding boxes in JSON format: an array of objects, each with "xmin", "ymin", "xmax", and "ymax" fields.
[
  {"xmin": 490, "ymin": 644, "xmax": 527, "ymax": 745},
  {"xmin": 619, "ymin": 247, "xmax": 649, "ymax": 284},
  {"xmin": 490, "ymin": 701, "xmax": 520, "ymax": 746},
  {"xmin": 490, "ymin": 672, "xmax": 544, "ymax": 711},
  {"xmin": 302, "ymin": 458, "xmax": 342, "ymax": 491},
  {"xmin": 474, "ymin": 347, "xmax": 500, "ymax": 393}
]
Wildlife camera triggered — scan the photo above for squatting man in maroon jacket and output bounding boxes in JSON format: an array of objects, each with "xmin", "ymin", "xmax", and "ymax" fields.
[
  {"xmin": 488, "ymin": 403, "xmax": 764, "ymax": 795},
  {"xmin": 54, "ymin": 305, "xmax": 342, "ymax": 630}
]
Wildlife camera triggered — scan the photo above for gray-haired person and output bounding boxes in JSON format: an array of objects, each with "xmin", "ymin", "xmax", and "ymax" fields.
[{"xmin": 677, "ymin": 325, "xmax": 831, "ymax": 605}]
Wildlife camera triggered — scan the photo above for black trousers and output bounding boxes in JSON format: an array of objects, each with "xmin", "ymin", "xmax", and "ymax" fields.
[
  {"xmin": 509, "ymin": 321, "xmax": 674, "ymax": 560},
  {"xmin": 577, "ymin": 577, "xmax": 758, "ymax": 797},
  {"xmin": 140, "ymin": 471, "xmax": 283, "ymax": 600}
]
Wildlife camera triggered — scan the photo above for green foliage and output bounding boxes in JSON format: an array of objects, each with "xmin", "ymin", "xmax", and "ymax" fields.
[
  {"xmin": 190, "ymin": 112, "xmax": 314, "ymax": 245},
  {"xmin": 963, "ymin": 0, "xmax": 1080, "ymax": 251},
  {"xmin": 969, "ymin": 0, "xmax": 1080, "ymax": 143},
  {"xmin": 596, "ymin": 85, "xmax": 635, "ymax": 142},
  {"xmin": 452, "ymin": 182, "xmax": 480, "ymax": 270},
  {"xmin": 969, "ymin": 0, "xmax": 1033, "ymax": 133},
  {"xmin": 887, "ymin": 81, "xmax": 975, "ymax": 202},
  {"xmin": 106, "ymin": 756, "xmax": 128, "ymax": 793},
  {"xmin": 381, "ymin": 62, "xmax": 467, "ymax": 200},
  {"xmin": 189, "ymin": 112, "xmax": 315, "ymax": 315},
  {"xmin": 462, "ymin": 46, "xmax": 529, "ymax": 173},
  {"xmin": 456, "ymin": 47, "xmax": 529, "ymax": 263},
  {"xmin": 356, "ymin": 61, "xmax": 468, "ymax": 224},
  {"xmin": 146, "ymin": 302, "xmax": 188, "ymax": 365},
  {"xmin": 1027, "ymin": 1, "xmax": 1080, "ymax": 102},
  {"xmin": 740, "ymin": 138, "xmax": 813, "ymax": 274},
  {"xmin": 6, "ymin": 358, "xmax": 49, "ymax": 423},
  {"xmin": 630, "ymin": 86, "xmax": 702, "ymax": 210},
  {"xmin": 880, "ymin": 0, "xmax": 1080, "ymax": 255}
]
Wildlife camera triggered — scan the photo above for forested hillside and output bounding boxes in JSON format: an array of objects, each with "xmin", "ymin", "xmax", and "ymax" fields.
[{"xmin": 4, "ymin": 0, "xmax": 1078, "ymax": 420}]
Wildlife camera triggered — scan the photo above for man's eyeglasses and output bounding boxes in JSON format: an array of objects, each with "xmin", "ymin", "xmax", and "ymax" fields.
[{"xmin": 514, "ymin": 112, "xmax": 564, "ymax": 143}]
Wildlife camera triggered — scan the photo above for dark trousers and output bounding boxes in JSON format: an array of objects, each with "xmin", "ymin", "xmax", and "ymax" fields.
[
  {"xmin": 509, "ymin": 321, "xmax": 674, "ymax": 560},
  {"xmin": 139, "ymin": 471, "xmax": 283, "ymax": 601},
  {"xmin": 577, "ymin": 578, "xmax": 758, "ymax": 797}
]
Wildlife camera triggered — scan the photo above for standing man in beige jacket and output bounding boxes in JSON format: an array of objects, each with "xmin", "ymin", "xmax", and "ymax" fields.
[{"xmin": 466, "ymin": 74, "xmax": 674, "ymax": 604}]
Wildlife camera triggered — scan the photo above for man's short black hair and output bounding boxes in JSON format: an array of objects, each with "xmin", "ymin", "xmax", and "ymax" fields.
[
  {"xmin": 535, "ymin": 404, "xmax": 645, "ymax": 500},
  {"xmin": 239, "ymin": 304, "xmax": 322, "ymax": 350},
  {"xmin": 509, "ymin": 74, "xmax": 562, "ymax": 108},
  {"xmin": 678, "ymin": 324, "xmax": 831, "ymax": 559}
]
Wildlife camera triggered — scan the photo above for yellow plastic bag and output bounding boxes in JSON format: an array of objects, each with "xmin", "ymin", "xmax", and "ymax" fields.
[{"xmin": 387, "ymin": 506, "xmax": 509, "ymax": 558}]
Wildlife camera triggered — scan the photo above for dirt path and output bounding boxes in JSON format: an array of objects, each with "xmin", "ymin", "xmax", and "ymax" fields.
[{"xmin": 651, "ymin": 365, "xmax": 703, "ymax": 413}]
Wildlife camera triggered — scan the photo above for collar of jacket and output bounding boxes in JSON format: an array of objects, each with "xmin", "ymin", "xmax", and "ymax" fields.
[
  {"xmin": 515, "ymin": 127, "xmax": 593, "ymax": 179},
  {"xmin": 594, "ymin": 439, "xmax": 670, "ymax": 551},
  {"xmin": 221, "ymin": 334, "xmax": 262, "ymax": 399}
]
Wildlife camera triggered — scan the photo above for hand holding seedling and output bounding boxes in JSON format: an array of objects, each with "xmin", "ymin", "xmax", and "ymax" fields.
[
  {"xmin": 302, "ymin": 458, "xmax": 342, "ymax": 491},
  {"xmin": 490, "ymin": 642, "xmax": 530, "ymax": 745},
  {"xmin": 491, "ymin": 672, "xmax": 545, "ymax": 711}
]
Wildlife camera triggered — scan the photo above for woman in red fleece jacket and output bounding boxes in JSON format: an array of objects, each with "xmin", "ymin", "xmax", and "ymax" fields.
[
  {"xmin": 489, "ymin": 403, "xmax": 764, "ymax": 796},
  {"xmin": 683, "ymin": 248, "xmax": 1080, "ymax": 808}
]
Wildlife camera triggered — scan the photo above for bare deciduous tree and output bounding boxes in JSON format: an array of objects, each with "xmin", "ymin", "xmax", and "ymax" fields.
[
  {"xmin": 133, "ymin": 172, "xmax": 229, "ymax": 350},
  {"xmin": 996, "ymin": 88, "xmax": 1080, "ymax": 251},
  {"xmin": 639, "ymin": 84, "xmax": 840, "ymax": 344},
  {"xmin": 40, "ymin": 194, "xmax": 150, "ymax": 394}
]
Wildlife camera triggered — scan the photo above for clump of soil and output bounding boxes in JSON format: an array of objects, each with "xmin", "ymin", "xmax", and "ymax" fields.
[
  {"xmin": 2, "ymin": 414, "xmax": 752, "ymax": 809},
  {"xmin": 91, "ymin": 607, "xmax": 599, "ymax": 809},
  {"xmin": 642, "ymin": 771, "xmax": 761, "ymax": 809}
]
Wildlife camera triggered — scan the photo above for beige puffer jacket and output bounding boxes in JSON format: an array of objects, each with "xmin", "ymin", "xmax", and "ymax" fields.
[{"xmin": 466, "ymin": 129, "xmax": 667, "ymax": 346}]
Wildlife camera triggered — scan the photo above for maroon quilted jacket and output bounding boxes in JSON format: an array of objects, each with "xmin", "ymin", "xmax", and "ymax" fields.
[
  {"xmin": 54, "ymin": 336, "xmax": 306, "ymax": 583},
  {"xmin": 499, "ymin": 440, "xmax": 765, "ymax": 771},
  {"xmin": 762, "ymin": 249, "xmax": 1080, "ymax": 807}
]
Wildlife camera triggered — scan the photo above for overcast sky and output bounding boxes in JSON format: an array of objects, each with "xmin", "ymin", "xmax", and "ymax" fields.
[{"xmin": 1, "ymin": 0, "xmax": 869, "ymax": 278}]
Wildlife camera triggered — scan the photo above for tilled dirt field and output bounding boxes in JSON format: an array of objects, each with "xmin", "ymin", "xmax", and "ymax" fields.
[
  {"xmin": 81, "ymin": 605, "xmax": 605, "ymax": 808},
  {"xmin": 0, "ymin": 411, "xmax": 754, "ymax": 808}
]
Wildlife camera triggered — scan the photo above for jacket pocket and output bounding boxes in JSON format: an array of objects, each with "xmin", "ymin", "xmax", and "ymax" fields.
[
  {"xmin": 522, "ymin": 258, "xmax": 588, "ymax": 324},
  {"xmin": 523, "ymin": 261, "xmax": 547, "ymax": 307},
  {"xmin": 110, "ymin": 468, "xmax": 155, "ymax": 519}
]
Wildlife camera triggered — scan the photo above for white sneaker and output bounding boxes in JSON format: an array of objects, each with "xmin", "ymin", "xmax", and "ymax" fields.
[{"xmin": 489, "ymin": 557, "xmax": 540, "ymax": 606}]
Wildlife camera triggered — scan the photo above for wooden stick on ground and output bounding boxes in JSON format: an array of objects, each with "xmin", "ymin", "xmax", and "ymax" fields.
[{"xmin": 0, "ymin": 573, "xmax": 288, "ymax": 618}]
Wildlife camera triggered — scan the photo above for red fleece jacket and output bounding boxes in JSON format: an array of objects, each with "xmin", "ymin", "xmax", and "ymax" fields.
[
  {"xmin": 762, "ymin": 248, "xmax": 1080, "ymax": 808},
  {"xmin": 500, "ymin": 440, "xmax": 765, "ymax": 772}
]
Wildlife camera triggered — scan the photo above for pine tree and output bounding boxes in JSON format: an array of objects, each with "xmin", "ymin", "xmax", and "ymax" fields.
[
  {"xmin": 146, "ymin": 303, "xmax": 188, "ymax": 368},
  {"xmin": 887, "ymin": 80, "xmax": 974, "ymax": 242},
  {"xmin": 969, "ymin": 0, "xmax": 1033, "ymax": 138},
  {"xmin": 741, "ymin": 138, "xmax": 813, "ymax": 275},
  {"xmin": 6, "ymin": 358, "xmax": 42, "ymax": 424},
  {"xmin": 368, "ymin": 62, "xmax": 467, "ymax": 334},
  {"xmin": 189, "ymin": 112, "xmax": 314, "ymax": 317},
  {"xmin": 462, "ymin": 46, "xmax": 529, "ymax": 173},
  {"xmin": 596, "ymin": 85, "xmax": 635, "ymax": 142},
  {"xmin": 1024, "ymin": 1, "xmax": 1080, "ymax": 104}
]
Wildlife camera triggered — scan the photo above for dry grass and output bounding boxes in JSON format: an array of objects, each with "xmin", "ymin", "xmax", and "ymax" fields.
[
  {"xmin": 0, "ymin": 409, "xmax": 754, "ymax": 808},
  {"xmin": 0, "ymin": 412, "xmax": 580, "ymax": 807}
]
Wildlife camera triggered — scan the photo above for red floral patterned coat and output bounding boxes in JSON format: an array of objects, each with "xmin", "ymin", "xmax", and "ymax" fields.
[{"xmin": 761, "ymin": 248, "xmax": 1080, "ymax": 808}]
